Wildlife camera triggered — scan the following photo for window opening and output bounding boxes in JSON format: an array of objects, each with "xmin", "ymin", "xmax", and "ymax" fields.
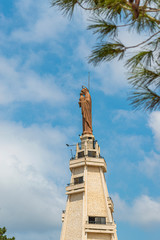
[
  {"xmin": 88, "ymin": 151, "xmax": 96, "ymax": 158},
  {"xmin": 78, "ymin": 151, "xmax": 84, "ymax": 158},
  {"xmin": 88, "ymin": 216, "xmax": 106, "ymax": 224},
  {"xmin": 74, "ymin": 176, "xmax": 83, "ymax": 185}
]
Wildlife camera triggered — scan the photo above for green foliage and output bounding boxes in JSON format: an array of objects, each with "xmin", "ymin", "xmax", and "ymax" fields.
[
  {"xmin": 52, "ymin": 0, "xmax": 160, "ymax": 111},
  {"xmin": 51, "ymin": 0, "xmax": 77, "ymax": 17},
  {"xmin": 128, "ymin": 87, "xmax": 160, "ymax": 111},
  {"xmin": 0, "ymin": 227, "xmax": 15, "ymax": 240},
  {"xmin": 88, "ymin": 18, "xmax": 118, "ymax": 38},
  {"xmin": 89, "ymin": 41, "xmax": 125, "ymax": 64},
  {"xmin": 134, "ymin": 14, "xmax": 158, "ymax": 34},
  {"xmin": 128, "ymin": 68, "xmax": 160, "ymax": 87},
  {"xmin": 126, "ymin": 51, "xmax": 154, "ymax": 69}
]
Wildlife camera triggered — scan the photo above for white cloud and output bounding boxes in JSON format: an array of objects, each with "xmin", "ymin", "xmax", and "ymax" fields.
[
  {"xmin": 113, "ymin": 109, "xmax": 143, "ymax": 123},
  {"xmin": 138, "ymin": 152, "xmax": 160, "ymax": 179},
  {"xmin": 0, "ymin": 121, "xmax": 70, "ymax": 234},
  {"xmin": 112, "ymin": 194, "xmax": 160, "ymax": 227},
  {"xmin": 14, "ymin": 230, "xmax": 60, "ymax": 240},
  {"xmin": 0, "ymin": 55, "xmax": 67, "ymax": 105},
  {"xmin": 75, "ymin": 35, "xmax": 129, "ymax": 95},
  {"xmin": 148, "ymin": 111, "xmax": 160, "ymax": 151},
  {"xmin": 134, "ymin": 112, "xmax": 160, "ymax": 181},
  {"xmin": 0, "ymin": 13, "xmax": 12, "ymax": 44},
  {"xmin": 76, "ymin": 38, "xmax": 91, "ymax": 63},
  {"xmin": 93, "ymin": 60, "xmax": 128, "ymax": 95},
  {"xmin": 119, "ymin": 28, "xmax": 146, "ymax": 51},
  {"xmin": 11, "ymin": 0, "xmax": 69, "ymax": 43}
]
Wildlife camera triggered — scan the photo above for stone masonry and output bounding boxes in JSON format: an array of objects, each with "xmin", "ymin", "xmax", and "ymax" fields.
[{"xmin": 60, "ymin": 134, "xmax": 118, "ymax": 240}]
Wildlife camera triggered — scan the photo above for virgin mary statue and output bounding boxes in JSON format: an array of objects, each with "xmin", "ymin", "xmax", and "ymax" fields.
[{"xmin": 79, "ymin": 87, "xmax": 92, "ymax": 135}]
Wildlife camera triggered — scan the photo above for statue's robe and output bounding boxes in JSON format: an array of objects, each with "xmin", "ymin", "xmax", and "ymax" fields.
[{"xmin": 81, "ymin": 91, "xmax": 92, "ymax": 134}]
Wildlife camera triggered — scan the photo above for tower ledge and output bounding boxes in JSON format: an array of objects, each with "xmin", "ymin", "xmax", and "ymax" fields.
[
  {"xmin": 69, "ymin": 157, "xmax": 107, "ymax": 172},
  {"xmin": 85, "ymin": 222, "xmax": 117, "ymax": 234},
  {"xmin": 69, "ymin": 134, "xmax": 107, "ymax": 172}
]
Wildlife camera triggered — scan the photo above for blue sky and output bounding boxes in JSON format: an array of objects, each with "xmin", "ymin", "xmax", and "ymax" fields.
[{"xmin": 0, "ymin": 0, "xmax": 160, "ymax": 240}]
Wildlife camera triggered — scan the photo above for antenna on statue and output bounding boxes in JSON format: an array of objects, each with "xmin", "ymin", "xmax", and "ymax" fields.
[{"xmin": 88, "ymin": 72, "xmax": 90, "ymax": 91}]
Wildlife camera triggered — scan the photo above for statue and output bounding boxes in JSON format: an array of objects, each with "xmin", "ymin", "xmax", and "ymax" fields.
[{"xmin": 79, "ymin": 87, "xmax": 92, "ymax": 135}]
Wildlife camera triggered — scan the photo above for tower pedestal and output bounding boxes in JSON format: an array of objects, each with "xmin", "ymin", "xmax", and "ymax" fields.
[{"xmin": 60, "ymin": 134, "xmax": 118, "ymax": 240}]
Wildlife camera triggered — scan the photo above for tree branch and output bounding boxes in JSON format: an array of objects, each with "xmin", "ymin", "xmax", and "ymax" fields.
[
  {"xmin": 125, "ymin": 30, "xmax": 160, "ymax": 50},
  {"xmin": 145, "ymin": 7, "xmax": 160, "ymax": 12},
  {"xmin": 117, "ymin": 22, "xmax": 135, "ymax": 28},
  {"xmin": 76, "ymin": 1, "xmax": 100, "ymax": 10},
  {"xmin": 129, "ymin": 86, "xmax": 160, "ymax": 111}
]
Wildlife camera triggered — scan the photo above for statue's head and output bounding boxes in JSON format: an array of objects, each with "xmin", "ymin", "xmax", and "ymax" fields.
[{"xmin": 81, "ymin": 87, "xmax": 89, "ymax": 94}]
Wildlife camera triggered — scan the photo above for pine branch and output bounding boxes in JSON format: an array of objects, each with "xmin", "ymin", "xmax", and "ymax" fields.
[
  {"xmin": 128, "ymin": 86, "xmax": 160, "ymax": 111},
  {"xmin": 147, "ymin": 37, "xmax": 160, "ymax": 51},
  {"xmin": 89, "ymin": 41, "xmax": 125, "ymax": 65},
  {"xmin": 145, "ymin": 8, "xmax": 160, "ymax": 12},
  {"xmin": 126, "ymin": 51, "xmax": 153, "ymax": 69},
  {"xmin": 88, "ymin": 17, "xmax": 135, "ymax": 39},
  {"xmin": 128, "ymin": 67, "xmax": 160, "ymax": 88},
  {"xmin": 88, "ymin": 18, "xmax": 118, "ymax": 38},
  {"xmin": 51, "ymin": 0, "xmax": 78, "ymax": 17},
  {"xmin": 76, "ymin": 1, "xmax": 99, "ymax": 11},
  {"xmin": 126, "ymin": 30, "xmax": 160, "ymax": 49}
]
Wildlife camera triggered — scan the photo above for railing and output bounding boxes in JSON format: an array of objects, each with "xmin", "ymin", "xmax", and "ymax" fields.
[
  {"xmin": 88, "ymin": 221, "xmax": 106, "ymax": 225},
  {"xmin": 78, "ymin": 150, "xmax": 97, "ymax": 159},
  {"xmin": 86, "ymin": 221, "xmax": 113, "ymax": 225},
  {"xmin": 78, "ymin": 140, "xmax": 97, "ymax": 150},
  {"xmin": 69, "ymin": 146, "xmax": 106, "ymax": 161},
  {"xmin": 67, "ymin": 181, "xmax": 84, "ymax": 187},
  {"xmin": 70, "ymin": 151, "xmax": 97, "ymax": 160}
]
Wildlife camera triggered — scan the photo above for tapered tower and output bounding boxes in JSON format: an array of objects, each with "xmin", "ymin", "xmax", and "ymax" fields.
[{"xmin": 60, "ymin": 88, "xmax": 118, "ymax": 240}]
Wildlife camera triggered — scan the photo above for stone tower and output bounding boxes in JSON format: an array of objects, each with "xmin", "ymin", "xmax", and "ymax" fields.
[{"xmin": 60, "ymin": 88, "xmax": 118, "ymax": 240}]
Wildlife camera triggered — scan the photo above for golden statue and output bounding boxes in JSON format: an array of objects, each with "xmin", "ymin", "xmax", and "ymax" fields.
[{"xmin": 79, "ymin": 87, "xmax": 92, "ymax": 135}]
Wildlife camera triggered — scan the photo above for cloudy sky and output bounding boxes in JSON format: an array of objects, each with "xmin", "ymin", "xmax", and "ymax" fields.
[{"xmin": 0, "ymin": 1, "xmax": 160, "ymax": 240}]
